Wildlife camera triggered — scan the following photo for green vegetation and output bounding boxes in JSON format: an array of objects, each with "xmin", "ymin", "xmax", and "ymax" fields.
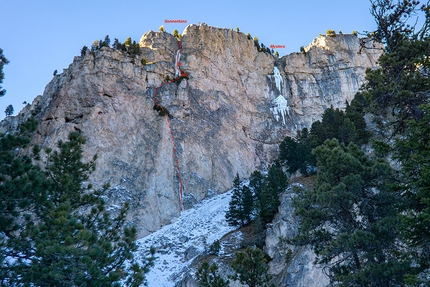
[
  {"xmin": 247, "ymin": 33, "xmax": 251, "ymax": 40},
  {"xmin": 288, "ymin": 1, "xmax": 430, "ymax": 286},
  {"xmin": 230, "ymin": 246, "xmax": 270, "ymax": 287},
  {"xmin": 0, "ymin": 124, "xmax": 154, "ymax": 286},
  {"xmin": 0, "ymin": 48, "xmax": 8, "ymax": 97},
  {"xmin": 4, "ymin": 104, "xmax": 13, "ymax": 116},
  {"xmin": 300, "ymin": 46, "xmax": 305, "ymax": 54},
  {"xmin": 173, "ymin": 29, "xmax": 180, "ymax": 40},
  {"xmin": 159, "ymin": 25, "xmax": 164, "ymax": 32},
  {"xmin": 279, "ymin": 100, "xmax": 370, "ymax": 176},
  {"xmin": 236, "ymin": 27, "xmax": 240, "ymax": 32},
  {"xmin": 326, "ymin": 29, "xmax": 336, "ymax": 37},
  {"xmin": 257, "ymin": 162, "xmax": 288, "ymax": 224},
  {"xmin": 81, "ymin": 45, "xmax": 88, "ymax": 56},
  {"xmin": 253, "ymin": 37, "xmax": 260, "ymax": 51},
  {"xmin": 153, "ymin": 104, "xmax": 172, "ymax": 118},
  {"xmin": 196, "ymin": 262, "xmax": 229, "ymax": 287},
  {"xmin": 352, "ymin": 30, "xmax": 358, "ymax": 36},
  {"xmin": 292, "ymin": 139, "xmax": 404, "ymax": 285},
  {"xmin": 226, "ymin": 163, "xmax": 288, "ymax": 228},
  {"xmin": 208, "ymin": 240, "xmax": 221, "ymax": 256},
  {"xmin": 225, "ymin": 174, "xmax": 254, "ymax": 227}
]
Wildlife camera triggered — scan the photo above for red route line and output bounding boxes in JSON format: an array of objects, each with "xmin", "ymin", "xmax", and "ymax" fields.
[{"xmin": 152, "ymin": 40, "xmax": 186, "ymax": 212}]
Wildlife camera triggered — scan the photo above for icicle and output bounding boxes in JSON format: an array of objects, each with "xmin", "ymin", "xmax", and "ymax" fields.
[
  {"xmin": 271, "ymin": 95, "xmax": 290, "ymax": 126},
  {"xmin": 273, "ymin": 66, "xmax": 283, "ymax": 92},
  {"xmin": 175, "ymin": 50, "xmax": 181, "ymax": 77}
]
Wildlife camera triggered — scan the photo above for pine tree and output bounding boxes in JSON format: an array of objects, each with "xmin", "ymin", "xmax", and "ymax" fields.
[
  {"xmin": 173, "ymin": 29, "xmax": 180, "ymax": 39},
  {"xmin": 279, "ymin": 137, "xmax": 302, "ymax": 175},
  {"xmin": 4, "ymin": 104, "xmax": 13, "ymax": 116},
  {"xmin": 362, "ymin": 0, "xmax": 430, "ymax": 134},
  {"xmin": 80, "ymin": 45, "xmax": 88, "ymax": 56},
  {"xmin": 230, "ymin": 246, "xmax": 270, "ymax": 287},
  {"xmin": 292, "ymin": 139, "xmax": 408, "ymax": 286},
  {"xmin": 258, "ymin": 161, "xmax": 287, "ymax": 224},
  {"xmin": 0, "ymin": 48, "xmax": 8, "ymax": 96},
  {"xmin": 249, "ymin": 170, "xmax": 265, "ymax": 215},
  {"xmin": 196, "ymin": 262, "xmax": 229, "ymax": 287},
  {"xmin": 393, "ymin": 104, "xmax": 430, "ymax": 284},
  {"xmin": 226, "ymin": 174, "xmax": 253, "ymax": 227},
  {"xmin": 360, "ymin": 2, "xmax": 430, "ymax": 283},
  {"xmin": 0, "ymin": 130, "xmax": 153, "ymax": 286},
  {"xmin": 124, "ymin": 37, "xmax": 132, "ymax": 47},
  {"xmin": 253, "ymin": 37, "xmax": 261, "ymax": 51},
  {"xmin": 0, "ymin": 119, "xmax": 48, "ymax": 283}
]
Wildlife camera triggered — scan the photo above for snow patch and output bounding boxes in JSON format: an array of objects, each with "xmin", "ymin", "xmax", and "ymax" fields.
[{"xmin": 135, "ymin": 190, "xmax": 235, "ymax": 286}]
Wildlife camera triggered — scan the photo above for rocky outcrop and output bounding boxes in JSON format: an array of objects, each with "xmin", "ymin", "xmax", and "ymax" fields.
[
  {"xmin": 265, "ymin": 188, "xmax": 329, "ymax": 286},
  {"xmin": 0, "ymin": 24, "xmax": 383, "ymax": 238},
  {"xmin": 282, "ymin": 34, "xmax": 382, "ymax": 129}
]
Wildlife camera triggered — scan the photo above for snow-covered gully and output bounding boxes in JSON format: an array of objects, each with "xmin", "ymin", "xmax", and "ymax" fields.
[{"xmin": 134, "ymin": 190, "xmax": 235, "ymax": 286}]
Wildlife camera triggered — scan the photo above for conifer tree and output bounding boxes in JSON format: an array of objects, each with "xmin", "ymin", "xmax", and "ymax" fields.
[
  {"xmin": 393, "ymin": 104, "xmax": 430, "ymax": 284},
  {"xmin": 362, "ymin": 0, "xmax": 430, "ymax": 134},
  {"xmin": 0, "ymin": 48, "xmax": 8, "ymax": 96},
  {"xmin": 124, "ymin": 37, "xmax": 132, "ymax": 46},
  {"xmin": 0, "ymin": 119, "xmax": 48, "ymax": 283},
  {"xmin": 173, "ymin": 29, "xmax": 180, "ymax": 39},
  {"xmin": 80, "ymin": 45, "xmax": 88, "ymax": 56},
  {"xmin": 4, "ymin": 104, "xmax": 13, "ymax": 116},
  {"xmin": 361, "ymin": 2, "xmax": 430, "ymax": 282},
  {"xmin": 258, "ymin": 161, "xmax": 287, "ymax": 224},
  {"xmin": 249, "ymin": 170, "xmax": 265, "ymax": 215},
  {"xmin": 226, "ymin": 174, "xmax": 253, "ymax": 227},
  {"xmin": 196, "ymin": 262, "xmax": 229, "ymax": 287},
  {"xmin": 0, "ymin": 129, "xmax": 153, "ymax": 286},
  {"xmin": 230, "ymin": 246, "xmax": 270, "ymax": 287},
  {"xmin": 292, "ymin": 139, "xmax": 407, "ymax": 286}
]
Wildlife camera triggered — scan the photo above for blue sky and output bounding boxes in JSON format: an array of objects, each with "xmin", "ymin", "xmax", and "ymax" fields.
[{"xmin": 0, "ymin": 0, "xmax": 377, "ymax": 119}]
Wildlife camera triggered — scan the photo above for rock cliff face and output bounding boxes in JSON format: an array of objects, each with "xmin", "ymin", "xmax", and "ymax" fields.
[
  {"xmin": 265, "ymin": 189, "xmax": 329, "ymax": 286},
  {"xmin": 0, "ymin": 24, "xmax": 382, "ymax": 239}
]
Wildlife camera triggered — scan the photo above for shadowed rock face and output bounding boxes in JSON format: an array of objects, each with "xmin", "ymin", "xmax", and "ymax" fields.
[{"xmin": 0, "ymin": 24, "xmax": 382, "ymax": 238}]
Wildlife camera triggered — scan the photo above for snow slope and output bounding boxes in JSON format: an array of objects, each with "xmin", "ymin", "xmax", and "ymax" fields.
[{"xmin": 134, "ymin": 190, "xmax": 234, "ymax": 286}]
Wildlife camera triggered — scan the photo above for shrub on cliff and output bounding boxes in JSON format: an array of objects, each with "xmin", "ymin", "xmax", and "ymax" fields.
[
  {"xmin": 173, "ymin": 29, "xmax": 180, "ymax": 40},
  {"xmin": 253, "ymin": 36, "xmax": 261, "ymax": 51},
  {"xmin": 326, "ymin": 29, "xmax": 336, "ymax": 37}
]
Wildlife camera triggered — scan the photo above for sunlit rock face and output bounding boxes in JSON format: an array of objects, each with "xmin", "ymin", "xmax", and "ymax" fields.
[
  {"xmin": 0, "ymin": 24, "xmax": 382, "ymax": 239},
  {"xmin": 281, "ymin": 34, "xmax": 382, "ymax": 130}
]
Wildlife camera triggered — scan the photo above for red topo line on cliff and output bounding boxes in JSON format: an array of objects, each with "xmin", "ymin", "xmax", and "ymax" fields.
[{"xmin": 152, "ymin": 40, "xmax": 187, "ymax": 212}]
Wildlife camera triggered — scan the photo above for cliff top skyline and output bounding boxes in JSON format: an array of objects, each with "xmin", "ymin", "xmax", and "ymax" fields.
[{"xmin": 0, "ymin": 0, "xmax": 376, "ymax": 119}]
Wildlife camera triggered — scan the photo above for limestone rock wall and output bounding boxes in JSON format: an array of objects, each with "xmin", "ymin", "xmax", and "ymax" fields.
[
  {"xmin": 265, "ymin": 190, "xmax": 329, "ymax": 286},
  {"xmin": 0, "ymin": 24, "xmax": 382, "ymax": 238},
  {"xmin": 281, "ymin": 34, "xmax": 382, "ymax": 129}
]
